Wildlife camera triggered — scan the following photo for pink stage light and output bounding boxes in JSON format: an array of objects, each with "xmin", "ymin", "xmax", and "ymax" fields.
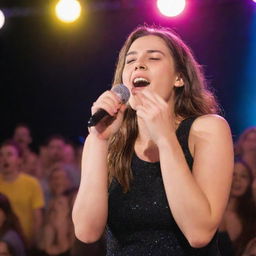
[
  {"xmin": 0, "ymin": 10, "xmax": 5, "ymax": 29},
  {"xmin": 157, "ymin": 0, "xmax": 186, "ymax": 17}
]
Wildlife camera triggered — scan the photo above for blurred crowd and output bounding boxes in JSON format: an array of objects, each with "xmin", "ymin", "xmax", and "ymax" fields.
[
  {"xmin": 0, "ymin": 124, "xmax": 105, "ymax": 256},
  {"xmin": 0, "ymin": 123, "xmax": 255, "ymax": 256}
]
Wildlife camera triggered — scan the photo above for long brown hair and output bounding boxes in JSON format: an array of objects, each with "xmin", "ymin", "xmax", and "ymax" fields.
[{"xmin": 108, "ymin": 25, "xmax": 219, "ymax": 192}]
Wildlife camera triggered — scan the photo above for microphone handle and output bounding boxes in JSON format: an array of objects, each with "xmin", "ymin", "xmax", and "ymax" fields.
[{"xmin": 87, "ymin": 109, "xmax": 109, "ymax": 127}]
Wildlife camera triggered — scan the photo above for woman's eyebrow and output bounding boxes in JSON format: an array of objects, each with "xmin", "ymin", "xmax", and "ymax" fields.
[
  {"xmin": 147, "ymin": 50, "xmax": 165, "ymax": 56},
  {"xmin": 126, "ymin": 50, "xmax": 165, "ymax": 56},
  {"xmin": 126, "ymin": 51, "xmax": 137, "ymax": 56}
]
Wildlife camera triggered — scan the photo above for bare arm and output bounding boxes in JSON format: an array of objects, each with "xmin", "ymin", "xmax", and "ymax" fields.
[
  {"xmin": 72, "ymin": 134, "xmax": 109, "ymax": 243},
  {"xmin": 135, "ymin": 90, "xmax": 234, "ymax": 248},
  {"xmin": 159, "ymin": 115, "xmax": 234, "ymax": 247},
  {"xmin": 72, "ymin": 90, "xmax": 127, "ymax": 243}
]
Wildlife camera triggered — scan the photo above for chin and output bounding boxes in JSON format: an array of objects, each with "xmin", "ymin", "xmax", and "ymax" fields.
[
  {"xmin": 231, "ymin": 191, "xmax": 245, "ymax": 197},
  {"xmin": 128, "ymin": 99, "xmax": 139, "ymax": 111}
]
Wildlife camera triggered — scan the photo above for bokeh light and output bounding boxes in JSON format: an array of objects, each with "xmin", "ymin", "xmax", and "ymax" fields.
[
  {"xmin": 55, "ymin": 0, "xmax": 81, "ymax": 23},
  {"xmin": 0, "ymin": 10, "xmax": 5, "ymax": 29},
  {"xmin": 157, "ymin": 0, "xmax": 186, "ymax": 17}
]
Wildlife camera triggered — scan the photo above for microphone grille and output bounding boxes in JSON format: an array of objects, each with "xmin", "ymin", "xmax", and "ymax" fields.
[{"xmin": 112, "ymin": 84, "xmax": 130, "ymax": 103}]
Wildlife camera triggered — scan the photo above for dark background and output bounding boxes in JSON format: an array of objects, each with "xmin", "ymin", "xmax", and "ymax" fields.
[{"xmin": 0, "ymin": 0, "xmax": 256, "ymax": 149}]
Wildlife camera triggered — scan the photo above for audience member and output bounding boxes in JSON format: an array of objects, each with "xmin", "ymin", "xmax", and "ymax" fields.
[
  {"xmin": 38, "ymin": 136, "xmax": 80, "ymax": 200},
  {"xmin": 242, "ymin": 237, "xmax": 256, "ymax": 256},
  {"xmin": 63, "ymin": 143, "xmax": 76, "ymax": 166},
  {"xmin": 0, "ymin": 140, "xmax": 45, "ymax": 248},
  {"xmin": 75, "ymin": 145, "xmax": 83, "ymax": 173},
  {"xmin": 235, "ymin": 127, "xmax": 256, "ymax": 177},
  {"xmin": 13, "ymin": 124, "xmax": 39, "ymax": 177},
  {"xmin": 0, "ymin": 193, "xmax": 26, "ymax": 256},
  {"xmin": 62, "ymin": 142, "xmax": 80, "ymax": 188},
  {"xmin": 44, "ymin": 166, "xmax": 72, "ymax": 208},
  {"xmin": 220, "ymin": 159, "xmax": 256, "ymax": 255},
  {"xmin": 0, "ymin": 240, "xmax": 15, "ymax": 256},
  {"xmin": 39, "ymin": 194, "xmax": 74, "ymax": 256},
  {"xmin": 235, "ymin": 127, "xmax": 256, "ymax": 205}
]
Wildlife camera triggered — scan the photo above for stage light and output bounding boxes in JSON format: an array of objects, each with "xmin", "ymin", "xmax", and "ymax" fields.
[
  {"xmin": 55, "ymin": 0, "xmax": 81, "ymax": 23},
  {"xmin": 0, "ymin": 10, "xmax": 5, "ymax": 29},
  {"xmin": 157, "ymin": 0, "xmax": 186, "ymax": 17}
]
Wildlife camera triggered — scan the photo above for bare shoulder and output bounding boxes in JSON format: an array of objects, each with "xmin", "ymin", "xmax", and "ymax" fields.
[
  {"xmin": 191, "ymin": 114, "xmax": 231, "ymax": 136},
  {"xmin": 188, "ymin": 114, "xmax": 233, "ymax": 152}
]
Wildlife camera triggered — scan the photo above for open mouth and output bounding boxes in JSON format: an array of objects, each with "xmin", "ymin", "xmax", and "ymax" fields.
[
  {"xmin": 133, "ymin": 77, "xmax": 150, "ymax": 88},
  {"xmin": 232, "ymin": 184, "xmax": 242, "ymax": 190}
]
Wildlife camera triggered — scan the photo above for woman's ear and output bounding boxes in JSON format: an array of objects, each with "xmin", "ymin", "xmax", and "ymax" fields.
[{"xmin": 174, "ymin": 75, "xmax": 184, "ymax": 87}]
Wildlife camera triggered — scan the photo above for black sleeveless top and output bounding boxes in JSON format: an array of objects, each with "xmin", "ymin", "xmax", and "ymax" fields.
[{"xmin": 106, "ymin": 117, "xmax": 221, "ymax": 256}]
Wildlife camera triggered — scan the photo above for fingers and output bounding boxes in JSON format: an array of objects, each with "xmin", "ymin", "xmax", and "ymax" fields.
[
  {"xmin": 135, "ymin": 89, "xmax": 163, "ymax": 111},
  {"xmin": 136, "ymin": 93, "xmax": 156, "ymax": 109},
  {"xmin": 135, "ymin": 89, "xmax": 169, "ymax": 119},
  {"xmin": 139, "ymin": 89, "xmax": 166, "ymax": 105},
  {"xmin": 135, "ymin": 94, "xmax": 156, "ymax": 120},
  {"xmin": 136, "ymin": 105, "xmax": 148, "ymax": 120},
  {"xmin": 98, "ymin": 90, "xmax": 120, "ymax": 103},
  {"xmin": 91, "ymin": 90, "xmax": 122, "ymax": 116}
]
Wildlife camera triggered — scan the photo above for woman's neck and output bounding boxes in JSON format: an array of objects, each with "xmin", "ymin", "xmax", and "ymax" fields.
[
  {"xmin": 135, "ymin": 118, "xmax": 157, "ymax": 160},
  {"xmin": 136, "ymin": 118, "xmax": 154, "ymax": 146},
  {"xmin": 135, "ymin": 111, "xmax": 179, "ymax": 162},
  {"xmin": 2, "ymin": 170, "xmax": 20, "ymax": 182},
  {"xmin": 227, "ymin": 197, "xmax": 237, "ymax": 211}
]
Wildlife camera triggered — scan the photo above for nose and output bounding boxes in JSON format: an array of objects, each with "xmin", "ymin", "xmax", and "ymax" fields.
[
  {"xmin": 233, "ymin": 174, "xmax": 241, "ymax": 183},
  {"xmin": 134, "ymin": 62, "xmax": 147, "ymax": 71}
]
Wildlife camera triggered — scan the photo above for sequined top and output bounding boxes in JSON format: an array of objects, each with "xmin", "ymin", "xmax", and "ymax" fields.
[{"xmin": 107, "ymin": 117, "xmax": 221, "ymax": 256}]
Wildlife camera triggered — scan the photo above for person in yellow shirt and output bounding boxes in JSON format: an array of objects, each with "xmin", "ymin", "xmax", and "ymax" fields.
[{"xmin": 0, "ymin": 140, "xmax": 45, "ymax": 248}]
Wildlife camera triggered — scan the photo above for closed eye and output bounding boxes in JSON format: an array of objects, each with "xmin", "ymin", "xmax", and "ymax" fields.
[
  {"xmin": 126, "ymin": 59, "xmax": 136, "ymax": 64},
  {"xmin": 149, "ymin": 57, "xmax": 160, "ymax": 60}
]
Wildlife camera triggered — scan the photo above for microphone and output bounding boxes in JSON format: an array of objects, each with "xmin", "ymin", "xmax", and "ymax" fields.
[{"xmin": 87, "ymin": 84, "xmax": 130, "ymax": 127}]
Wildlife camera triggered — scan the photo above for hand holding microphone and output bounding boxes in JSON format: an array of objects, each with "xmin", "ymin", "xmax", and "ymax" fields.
[
  {"xmin": 88, "ymin": 84, "xmax": 130, "ymax": 127},
  {"xmin": 88, "ymin": 84, "xmax": 130, "ymax": 139}
]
